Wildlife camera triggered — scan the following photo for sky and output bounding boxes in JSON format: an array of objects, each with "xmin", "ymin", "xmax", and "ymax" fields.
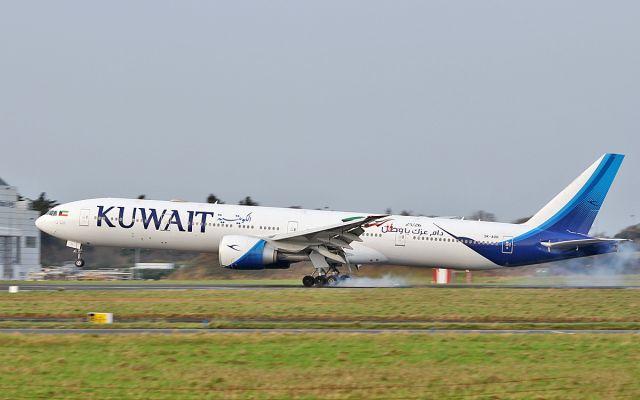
[{"xmin": 0, "ymin": 1, "xmax": 638, "ymax": 235}]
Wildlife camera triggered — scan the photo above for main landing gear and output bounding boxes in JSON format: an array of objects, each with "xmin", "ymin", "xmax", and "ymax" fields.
[
  {"xmin": 302, "ymin": 275, "xmax": 315, "ymax": 287},
  {"xmin": 302, "ymin": 274, "xmax": 350, "ymax": 287},
  {"xmin": 302, "ymin": 265, "xmax": 351, "ymax": 287}
]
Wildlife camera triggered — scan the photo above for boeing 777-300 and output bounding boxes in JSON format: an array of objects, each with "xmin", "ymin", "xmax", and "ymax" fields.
[{"xmin": 36, "ymin": 153, "xmax": 628, "ymax": 286}]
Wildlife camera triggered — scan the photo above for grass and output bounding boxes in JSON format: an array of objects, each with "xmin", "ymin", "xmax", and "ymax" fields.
[
  {"xmin": 0, "ymin": 333, "xmax": 638, "ymax": 399},
  {"xmin": 0, "ymin": 286, "xmax": 638, "ymax": 398},
  {"xmin": 0, "ymin": 288, "xmax": 638, "ymax": 324},
  {"xmin": 466, "ymin": 274, "xmax": 640, "ymax": 286},
  {"xmin": 1, "ymin": 320, "xmax": 640, "ymax": 330}
]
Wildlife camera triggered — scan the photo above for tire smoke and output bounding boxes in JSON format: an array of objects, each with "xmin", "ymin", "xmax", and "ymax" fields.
[
  {"xmin": 336, "ymin": 274, "xmax": 409, "ymax": 287},
  {"xmin": 557, "ymin": 242, "xmax": 638, "ymax": 286}
]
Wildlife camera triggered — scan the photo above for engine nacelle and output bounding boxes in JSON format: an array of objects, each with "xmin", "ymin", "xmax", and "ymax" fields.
[{"xmin": 219, "ymin": 235, "xmax": 290, "ymax": 270}]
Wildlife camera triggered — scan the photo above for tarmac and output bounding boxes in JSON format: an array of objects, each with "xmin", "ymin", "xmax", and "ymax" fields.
[
  {"xmin": 1, "ymin": 283, "xmax": 639, "ymax": 291},
  {"xmin": 0, "ymin": 328, "xmax": 638, "ymax": 335}
]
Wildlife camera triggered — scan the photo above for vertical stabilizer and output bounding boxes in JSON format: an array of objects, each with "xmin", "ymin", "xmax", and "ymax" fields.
[{"xmin": 524, "ymin": 153, "xmax": 624, "ymax": 235}]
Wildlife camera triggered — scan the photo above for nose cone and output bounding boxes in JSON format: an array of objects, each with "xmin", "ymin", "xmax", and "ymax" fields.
[{"xmin": 35, "ymin": 215, "xmax": 47, "ymax": 232}]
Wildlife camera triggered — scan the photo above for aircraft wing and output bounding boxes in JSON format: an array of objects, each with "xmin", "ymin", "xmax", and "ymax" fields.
[
  {"xmin": 269, "ymin": 215, "xmax": 389, "ymax": 241},
  {"xmin": 540, "ymin": 238, "xmax": 630, "ymax": 250},
  {"xmin": 266, "ymin": 214, "xmax": 390, "ymax": 269}
]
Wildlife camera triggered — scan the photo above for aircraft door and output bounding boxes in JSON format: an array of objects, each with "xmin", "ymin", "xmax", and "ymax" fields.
[
  {"xmin": 287, "ymin": 221, "xmax": 298, "ymax": 233},
  {"xmin": 502, "ymin": 236, "xmax": 514, "ymax": 254},
  {"xmin": 395, "ymin": 227, "xmax": 406, "ymax": 247},
  {"xmin": 79, "ymin": 209, "xmax": 90, "ymax": 227}
]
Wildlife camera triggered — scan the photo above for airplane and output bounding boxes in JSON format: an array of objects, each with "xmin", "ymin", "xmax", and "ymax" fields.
[{"xmin": 36, "ymin": 153, "xmax": 628, "ymax": 287}]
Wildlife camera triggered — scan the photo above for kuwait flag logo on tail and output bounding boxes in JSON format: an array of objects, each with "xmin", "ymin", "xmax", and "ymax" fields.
[{"xmin": 59, "ymin": 210, "xmax": 69, "ymax": 217}]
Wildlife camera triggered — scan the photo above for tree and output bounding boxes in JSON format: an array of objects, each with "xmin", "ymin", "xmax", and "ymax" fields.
[
  {"xmin": 29, "ymin": 193, "xmax": 61, "ymax": 254},
  {"xmin": 400, "ymin": 210, "xmax": 413, "ymax": 216},
  {"xmin": 30, "ymin": 192, "xmax": 59, "ymax": 216},
  {"xmin": 207, "ymin": 194, "xmax": 224, "ymax": 204},
  {"xmin": 238, "ymin": 196, "xmax": 258, "ymax": 206},
  {"xmin": 467, "ymin": 210, "xmax": 496, "ymax": 222},
  {"xmin": 512, "ymin": 216, "xmax": 532, "ymax": 224},
  {"xmin": 137, "ymin": 194, "xmax": 146, "ymax": 199}
]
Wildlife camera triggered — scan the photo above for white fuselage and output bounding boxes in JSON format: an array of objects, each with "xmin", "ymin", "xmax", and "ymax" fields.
[
  {"xmin": 34, "ymin": 154, "xmax": 627, "ymax": 274},
  {"xmin": 36, "ymin": 198, "xmax": 532, "ymax": 270}
]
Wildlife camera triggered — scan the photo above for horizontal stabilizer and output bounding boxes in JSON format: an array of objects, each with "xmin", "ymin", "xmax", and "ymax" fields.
[{"xmin": 541, "ymin": 238, "xmax": 629, "ymax": 250}]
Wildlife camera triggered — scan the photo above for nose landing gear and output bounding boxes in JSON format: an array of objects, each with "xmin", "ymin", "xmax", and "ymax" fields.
[
  {"xmin": 67, "ymin": 241, "xmax": 85, "ymax": 268},
  {"xmin": 74, "ymin": 248, "xmax": 85, "ymax": 268}
]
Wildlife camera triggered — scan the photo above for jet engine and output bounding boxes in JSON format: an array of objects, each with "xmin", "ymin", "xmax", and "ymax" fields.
[{"xmin": 219, "ymin": 235, "xmax": 290, "ymax": 270}]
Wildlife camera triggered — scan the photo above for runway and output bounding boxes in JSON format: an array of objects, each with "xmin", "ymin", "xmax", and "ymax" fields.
[
  {"xmin": 0, "ymin": 328, "xmax": 639, "ymax": 335},
  {"xmin": 1, "ymin": 283, "xmax": 639, "ymax": 291}
]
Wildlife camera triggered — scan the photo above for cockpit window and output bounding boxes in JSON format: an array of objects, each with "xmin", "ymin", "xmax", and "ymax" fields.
[{"xmin": 48, "ymin": 210, "xmax": 58, "ymax": 216}]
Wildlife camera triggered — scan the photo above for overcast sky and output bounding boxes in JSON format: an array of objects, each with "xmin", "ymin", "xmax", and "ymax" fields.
[{"xmin": 0, "ymin": 1, "xmax": 637, "ymax": 235}]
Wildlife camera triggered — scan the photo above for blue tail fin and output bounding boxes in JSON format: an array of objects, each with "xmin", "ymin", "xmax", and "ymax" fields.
[{"xmin": 525, "ymin": 153, "xmax": 624, "ymax": 235}]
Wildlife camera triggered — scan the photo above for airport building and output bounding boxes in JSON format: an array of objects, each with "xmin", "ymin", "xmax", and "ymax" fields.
[{"xmin": 0, "ymin": 178, "xmax": 40, "ymax": 279}]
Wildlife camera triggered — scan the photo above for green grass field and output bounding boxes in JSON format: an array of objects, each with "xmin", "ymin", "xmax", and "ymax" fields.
[
  {"xmin": 0, "ymin": 333, "xmax": 638, "ymax": 399},
  {"xmin": 1, "ymin": 287, "xmax": 639, "ymax": 398},
  {"xmin": 1, "ymin": 288, "xmax": 638, "ymax": 325}
]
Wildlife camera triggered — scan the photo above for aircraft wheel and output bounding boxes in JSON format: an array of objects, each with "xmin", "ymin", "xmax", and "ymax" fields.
[
  {"xmin": 339, "ymin": 275, "xmax": 351, "ymax": 281},
  {"xmin": 302, "ymin": 275, "xmax": 315, "ymax": 287},
  {"xmin": 314, "ymin": 276, "xmax": 328, "ymax": 287},
  {"xmin": 75, "ymin": 258, "xmax": 85, "ymax": 268},
  {"xmin": 326, "ymin": 275, "xmax": 338, "ymax": 286}
]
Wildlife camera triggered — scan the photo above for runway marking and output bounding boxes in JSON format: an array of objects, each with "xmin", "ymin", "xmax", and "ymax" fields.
[{"xmin": 0, "ymin": 328, "xmax": 638, "ymax": 335}]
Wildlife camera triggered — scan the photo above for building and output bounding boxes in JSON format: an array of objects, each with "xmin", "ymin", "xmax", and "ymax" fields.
[
  {"xmin": 0, "ymin": 178, "xmax": 40, "ymax": 279},
  {"xmin": 131, "ymin": 263, "xmax": 176, "ymax": 280}
]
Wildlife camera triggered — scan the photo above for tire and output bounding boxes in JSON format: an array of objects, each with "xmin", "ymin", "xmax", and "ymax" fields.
[
  {"xmin": 302, "ymin": 275, "xmax": 315, "ymax": 287},
  {"xmin": 75, "ymin": 259, "xmax": 85, "ymax": 268},
  {"xmin": 314, "ymin": 276, "xmax": 328, "ymax": 287},
  {"xmin": 326, "ymin": 275, "xmax": 338, "ymax": 286}
]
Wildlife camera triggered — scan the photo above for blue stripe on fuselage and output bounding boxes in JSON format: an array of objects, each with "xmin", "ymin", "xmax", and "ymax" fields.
[{"xmin": 437, "ymin": 226, "xmax": 618, "ymax": 268}]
